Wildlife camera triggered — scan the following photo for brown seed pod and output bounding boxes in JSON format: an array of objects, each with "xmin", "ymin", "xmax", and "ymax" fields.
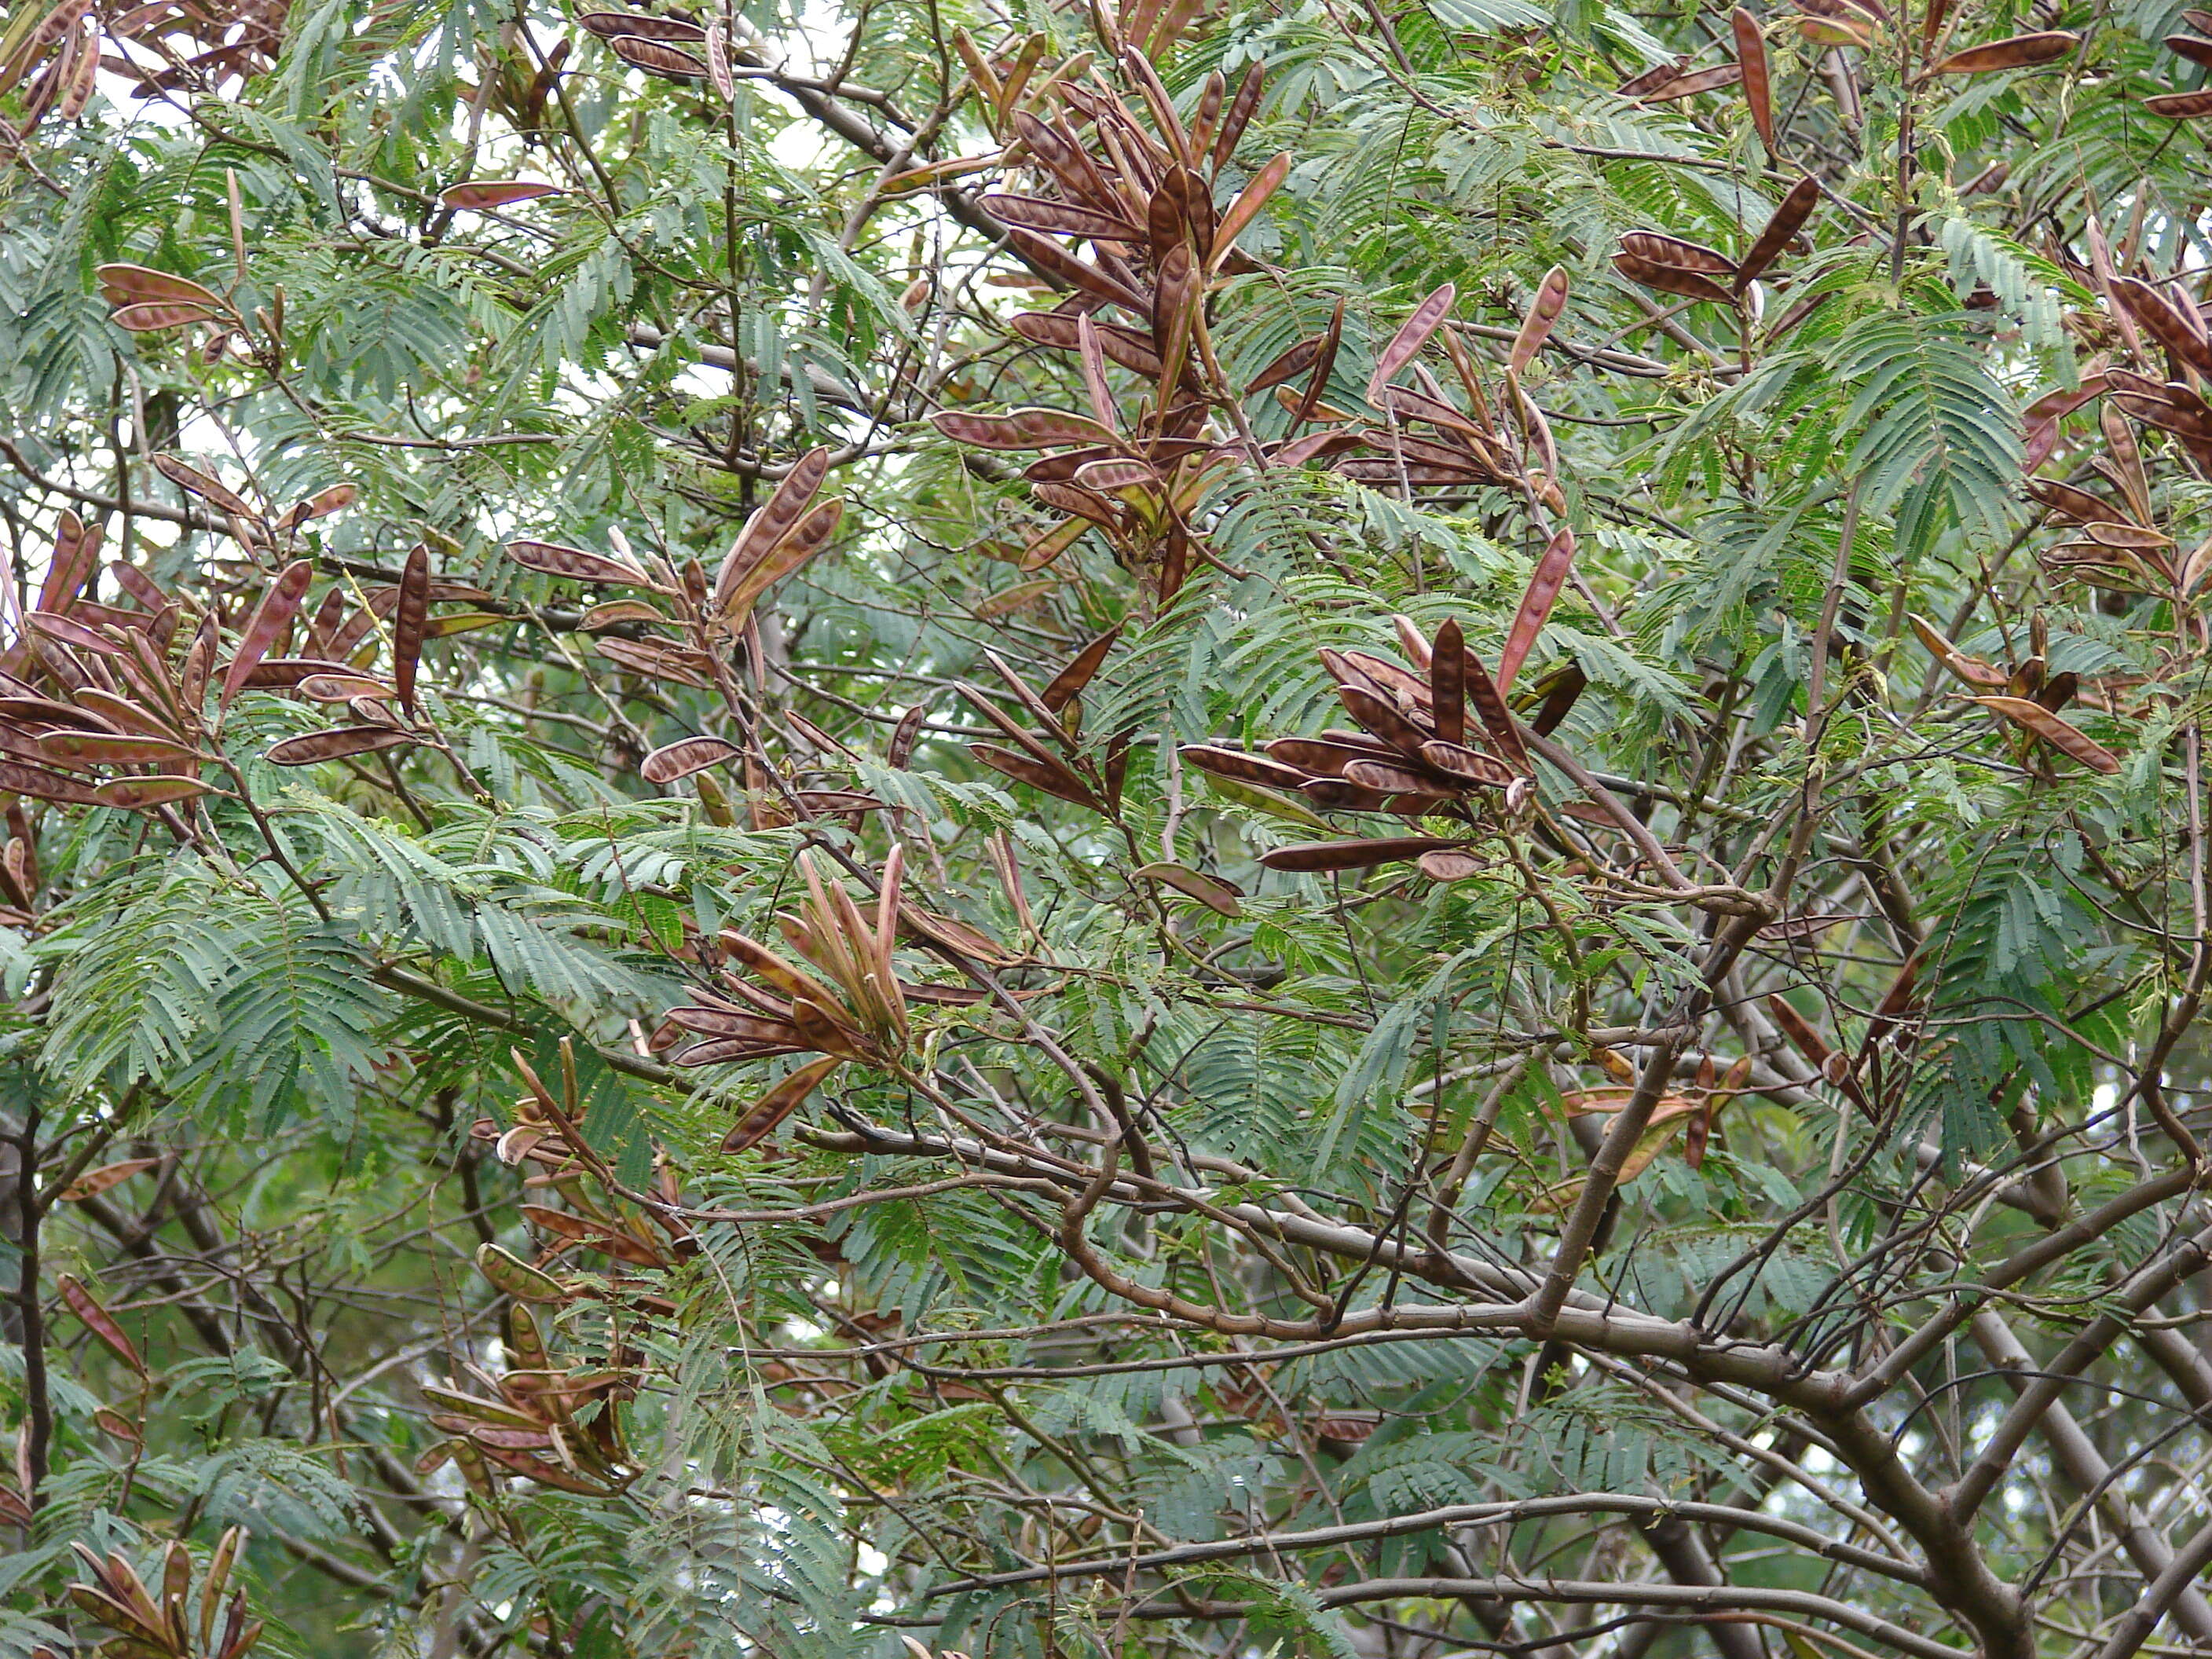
[
  {"xmin": 1970, "ymin": 694, "xmax": 2120, "ymax": 772},
  {"xmin": 441, "ymin": 181, "xmax": 563, "ymax": 211},
  {"xmin": 575, "ymin": 10, "xmax": 706, "ymax": 38},
  {"xmin": 1929, "ymin": 31, "xmax": 2078, "ymax": 73},
  {"xmin": 505, "ymin": 540, "xmax": 652, "ymax": 585},
  {"xmin": 1368, "ymin": 284, "xmax": 1456, "ymax": 404},
  {"xmin": 1733, "ymin": 9, "xmax": 1774, "ymax": 149},
  {"xmin": 1259, "ymin": 836, "xmax": 1461, "ymax": 872},
  {"xmin": 610, "ymin": 34, "xmax": 709, "ymax": 79},
  {"xmin": 264, "ymin": 727, "xmax": 417, "ymax": 766},
  {"xmin": 1736, "ymin": 176, "xmax": 1820, "ymax": 290},
  {"xmin": 641, "ymin": 734, "xmax": 743, "ymax": 783}
]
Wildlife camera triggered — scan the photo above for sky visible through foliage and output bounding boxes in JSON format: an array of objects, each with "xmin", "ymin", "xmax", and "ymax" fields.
[{"xmin": 5, "ymin": 0, "xmax": 2212, "ymax": 1657}]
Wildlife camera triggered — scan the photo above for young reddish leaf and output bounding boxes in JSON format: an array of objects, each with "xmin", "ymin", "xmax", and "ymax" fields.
[
  {"xmin": 1507, "ymin": 266, "xmax": 1569, "ymax": 376},
  {"xmin": 724, "ymin": 1057, "xmax": 845, "ymax": 1152},
  {"xmin": 392, "ymin": 544, "xmax": 430, "ymax": 715},
  {"xmin": 441, "ymin": 181, "xmax": 564, "ymax": 211},
  {"xmin": 1367, "ymin": 284, "xmax": 1456, "ymax": 404},
  {"xmin": 505, "ymin": 540, "xmax": 650, "ymax": 585},
  {"xmin": 641, "ymin": 734, "xmax": 742, "ymax": 783},
  {"xmin": 94, "ymin": 777, "xmax": 212, "ymax": 808},
  {"xmin": 58, "ymin": 1275, "xmax": 145, "ymax": 1375},
  {"xmin": 1736, "ymin": 175, "xmax": 1821, "ymax": 289},
  {"xmin": 1208, "ymin": 151, "xmax": 1291, "ymax": 269},
  {"xmin": 1972, "ymin": 695, "xmax": 2121, "ymax": 772},
  {"xmin": 265, "ymin": 727, "xmax": 416, "ymax": 766},
  {"xmin": 220, "ymin": 558, "xmax": 312, "ymax": 709},
  {"xmin": 1931, "ymin": 31, "xmax": 2078, "ymax": 72},
  {"xmin": 1258, "ymin": 836, "xmax": 1458, "ymax": 872},
  {"xmin": 1496, "ymin": 528, "xmax": 1576, "ymax": 692},
  {"xmin": 1733, "ymin": 9, "xmax": 1774, "ymax": 149}
]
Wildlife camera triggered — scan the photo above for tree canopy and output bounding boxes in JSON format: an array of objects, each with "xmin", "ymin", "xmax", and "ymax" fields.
[{"xmin": 5, "ymin": 0, "xmax": 2212, "ymax": 1657}]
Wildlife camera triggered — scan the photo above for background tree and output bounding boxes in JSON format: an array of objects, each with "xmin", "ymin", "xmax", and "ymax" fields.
[{"xmin": 2, "ymin": 0, "xmax": 2212, "ymax": 1655}]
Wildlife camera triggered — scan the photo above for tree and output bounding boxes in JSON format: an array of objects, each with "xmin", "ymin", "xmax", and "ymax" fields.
[{"xmin": 2, "ymin": 0, "xmax": 2211, "ymax": 1654}]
